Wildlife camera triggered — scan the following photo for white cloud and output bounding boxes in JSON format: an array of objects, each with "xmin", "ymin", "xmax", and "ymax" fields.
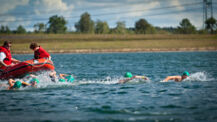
[
  {"xmin": 127, "ymin": 1, "xmax": 160, "ymax": 17},
  {"xmin": 0, "ymin": 0, "xmax": 206, "ymax": 31},
  {"xmin": 170, "ymin": 0, "xmax": 185, "ymax": 10},
  {"xmin": 42, "ymin": 0, "xmax": 69, "ymax": 11},
  {"xmin": 33, "ymin": 0, "xmax": 74, "ymax": 15},
  {"xmin": 0, "ymin": 16, "xmax": 16, "ymax": 25},
  {"xmin": 0, "ymin": 0, "xmax": 29, "ymax": 14}
]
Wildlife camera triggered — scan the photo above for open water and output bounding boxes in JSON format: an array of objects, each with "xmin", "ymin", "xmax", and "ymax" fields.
[{"xmin": 0, "ymin": 52, "xmax": 217, "ymax": 121}]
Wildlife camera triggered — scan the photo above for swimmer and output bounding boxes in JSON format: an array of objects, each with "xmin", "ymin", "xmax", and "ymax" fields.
[
  {"xmin": 163, "ymin": 71, "xmax": 190, "ymax": 82},
  {"xmin": 24, "ymin": 74, "xmax": 40, "ymax": 87},
  {"xmin": 49, "ymin": 71, "xmax": 74, "ymax": 83},
  {"xmin": 29, "ymin": 77, "xmax": 40, "ymax": 87},
  {"xmin": 119, "ymin": 72, "xmax": 149, "ymax": 84},
  {"xmin": 0, "ymin": 74, "xmax": 40, "ymax": 90},
  {"xmin": 7, "ymin": 79, "xmax": 30, "ymax": 90}
]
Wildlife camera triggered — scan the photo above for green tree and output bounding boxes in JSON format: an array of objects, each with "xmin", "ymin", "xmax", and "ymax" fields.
[
  {"xmin": 5, "ymin": 26, "xmax": 11, "ymax": 34},
  {"xmin": 177, "ymin": 18, "xmax": 196, "ymax": 34},
  {"xmin": 47, "ymin": 15, "xmax": 67, "ymax": 33},
  {"xmin": 135, "ymin": 19, "xmax": 156, "ymax": 34},
  {"xmin": 112, "ymin": 21, "xmax": 126, "ymax": 34},
  {"xmin": 75, "ymin": 12, "xmax": 95, "ymax": 33},
  {"xmin": 0, "ymin": 25, "xmax": 5, "ymax": 33},
  {"xmin": 205, "ymin": 17, "xmax": 217, "ymax": 34},
  {"xmin": 34, "ymin": 23, "xmax": 46, "ymax": 33},
  {"xmin": 16, "ymin": 25, "xmax": 26, "ymax": 34},
  {"xmin": 198, "ymin": 29, "xmax": 209, "ymax": 34},
  {"xmin": 95, "ymin": 20, "xmax": 109, "ymax": 34}
]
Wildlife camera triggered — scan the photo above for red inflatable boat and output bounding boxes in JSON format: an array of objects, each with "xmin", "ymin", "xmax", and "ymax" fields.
[{"xmin": 0, "ymin": 59, "xmax": 55, "ymax": 80}]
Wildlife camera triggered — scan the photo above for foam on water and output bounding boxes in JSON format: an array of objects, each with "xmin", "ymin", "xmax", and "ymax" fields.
[
  {"xmin": 0, "ymin": 72, "xmax": 121, "ymax": 91},
  {"xmin": 78, "ymin": 76, "xmax": 119, "ymax": 85},
  {"xmin": 185, "ymin": 72, "xmax": 214, "ymax": 82}
]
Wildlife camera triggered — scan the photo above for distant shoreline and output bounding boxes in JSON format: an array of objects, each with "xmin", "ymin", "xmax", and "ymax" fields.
[
  {"xmin": 3, "ymin": 34, "xmax": 216, "ymax": 54},
  {"xmin": 12, "ymin": 47, "xmax": 217, "ymax": 54}
]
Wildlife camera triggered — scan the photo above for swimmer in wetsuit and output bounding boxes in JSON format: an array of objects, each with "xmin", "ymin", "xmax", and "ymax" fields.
[
  {"xmin": 163, "ymin": 71, "xmax": 190, "ymax": 82},
  {"xmin": 49, "ymin": 71, "xmax": 74, "ymax": 83},
  {"xmin": 119, "ymin": 72, "xmax": 149, "ymax": 84}
]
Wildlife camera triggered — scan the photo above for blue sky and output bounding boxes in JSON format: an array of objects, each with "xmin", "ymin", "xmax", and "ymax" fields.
[{"xmin": 0, "ymin": 0, "xmax": 216, "ymax": 31}]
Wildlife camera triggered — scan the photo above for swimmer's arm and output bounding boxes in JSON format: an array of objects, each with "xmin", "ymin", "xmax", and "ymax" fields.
[
  {"xmin": 163, "ymin": 76, "xmax": 177, "ymax": 82},
  {"xmin": 134, "ymin": 76, "xmax": 149, "ymax": 80},
  {"xmin": 7, "ymin": 79, "xmax": 16, "ymax": 90},
  {"xmin": 8, "ymin": 79, "xmax": 15, "ymax": 87},
  {"xmin": 59, "ymin": 74, "xmax": 68, "ymax": 79},
  {"xmin": 29, "ymin": 74, "xmax": 37, "ymax": 78},
  {"xmin": 119, "ymin": 78, "xmax": 131, "ymax": 84},
  {"xmin": 22, "ymin": 81, "xmax": 30, "ymax": 86},
  {"xmin": 119, "ymin": 76, "xmax": 136, "ymax": 84}
]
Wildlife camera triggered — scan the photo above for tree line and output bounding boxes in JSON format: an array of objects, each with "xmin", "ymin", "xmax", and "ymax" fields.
[{"xmin": 0, "ymin": 12, "xmax": 216, "ymax": 34}]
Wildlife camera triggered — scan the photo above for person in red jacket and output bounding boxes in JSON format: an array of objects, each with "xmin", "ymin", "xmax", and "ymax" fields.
[
  {"xmin": 29, "ymin": 42, "xmax": 51, "ymax": 60},
  {"xmin": 0, "ymin": 41, "xmax": 20, "ymax": 70}
]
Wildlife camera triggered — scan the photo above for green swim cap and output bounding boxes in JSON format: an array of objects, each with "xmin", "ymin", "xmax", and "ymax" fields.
[
  {"xmin": 65, "ymin": 75, "xmax": 74, "ymax": 83},
  {"xmin": 30, "ymin": 78, "xmax": 39, "ymax": 84},
  {"xmin": 182, "ymin": 71, "xmax": 190, "ymax": 76},
  {"xmin": 13, "ymin": 81, "xmax": 22, "ymax": 88},
  {"xmin": 124, "ymin": 72, "xmax": 133, "ymax": 78},
  {"xmin": 59, "ymin": 78, "xmax": 66, "ymax": 82}
]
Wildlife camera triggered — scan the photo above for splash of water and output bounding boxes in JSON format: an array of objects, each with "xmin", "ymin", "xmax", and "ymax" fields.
[
  {"xmin": 78, "ymin": 76, "xmax": 119, "ymax": 85},
  {"xmin": 0, "ymin": 72, "xmax": 121, "ymax": 91},
  {"xmin": 185, "ymin": 72, "xmax": 214, "ymax": 82}
]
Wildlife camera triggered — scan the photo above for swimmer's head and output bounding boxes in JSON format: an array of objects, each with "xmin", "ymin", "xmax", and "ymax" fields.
[
  {"xmin": 65, "ymin": 75, "xmax": 74, "ymax": 82},
  {"xmin": 13, "ymin": 81, "xmax": 22, "ymax": 88},
  {"xmin": 124, "ymin": 72, "xmax": 133, "ymax": 78},
  {"xmin": 182, "ymin": 71, "xmax": 189, "ymax": 79},
  {"xmin": 30, "ymin": 78, "xmax": 39, "ymax": 87},
  {"xmin": 30, "ymin": 78, "xmax": 39, "ymax": 84}
]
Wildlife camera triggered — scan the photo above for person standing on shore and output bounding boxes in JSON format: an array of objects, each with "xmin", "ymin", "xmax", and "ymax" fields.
[
  {"xmin": 163, "ymin": 71, "xmax": 190, "ymax": 82},
  {"xmin": 29, "ymin": 42, "xmax": 51, "ymax": 60},
  {"xmin": 0, "ymin": 41, "xmax": 20, "ymax": 71}
]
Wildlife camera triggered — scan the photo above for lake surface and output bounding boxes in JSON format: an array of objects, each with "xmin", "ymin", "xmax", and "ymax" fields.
[{"xmin": 0, "ymin": 52, "xmax": 217, "ymax": 121}]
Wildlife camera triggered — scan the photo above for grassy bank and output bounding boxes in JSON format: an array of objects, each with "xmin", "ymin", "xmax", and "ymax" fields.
[{"xmin": 0, "ymin": 34, "xmax": 217, "ymax": 53}]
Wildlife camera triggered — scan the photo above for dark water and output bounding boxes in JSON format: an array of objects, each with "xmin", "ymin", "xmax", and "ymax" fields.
[{"xmin": 0, "ymin": 52, "xmax": 217, "ymax": 121}]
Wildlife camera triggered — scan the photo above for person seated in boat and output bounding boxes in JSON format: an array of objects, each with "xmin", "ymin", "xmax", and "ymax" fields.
[
  {"xmin": 163, "ymin": 71, "xmax": 190, "ymax": 82},
  {"xmin": 49, "ymin": 71, "xmax": 74, "ymax": 83},
  {"xmin": 119, "ymin": 72, "xmax": 149, "ymax": 84},
  {"xmin": 0, "ymin": 41, "xmax": 20, "ymax": 71},
  {"xmin": 29, "ymin": 42, "xmax": 51, "ymax": 60}
]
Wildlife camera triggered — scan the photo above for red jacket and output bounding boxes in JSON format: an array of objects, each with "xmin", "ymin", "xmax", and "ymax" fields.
[
  {"xmin": 34, "ymin": 46, "xmax": 50, "ymax": 59},
  {"xmin": 0, "ymin": 46, "xmax": 12, "ymax": 69}
]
